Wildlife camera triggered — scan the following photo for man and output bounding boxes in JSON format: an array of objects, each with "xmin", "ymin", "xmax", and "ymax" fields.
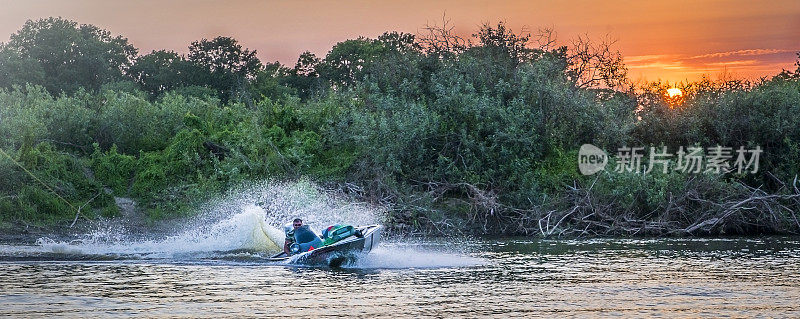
[
  {"xmin": 283, "ymin": 218, "xmax": 324, "ymax": 255},
  {"xmin": 283, "ymin": 218, "xmax": 303, "ymax": 255}
]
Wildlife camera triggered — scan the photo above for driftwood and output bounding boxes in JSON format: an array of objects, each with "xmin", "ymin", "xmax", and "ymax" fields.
[
  {"xmin": 540, "ymin": 176, "xmax": 800, "ymax": 237},
  {"xmin": 70, "ymin": 192, "xmax": 101, "ymax": 227},
  {"xmin": 683, "ymin": 177, "xmax": 800, "ymax": 235},
  {"xmin": 387, "ymin": 175, "xmax": 800, "ymax": 238}
]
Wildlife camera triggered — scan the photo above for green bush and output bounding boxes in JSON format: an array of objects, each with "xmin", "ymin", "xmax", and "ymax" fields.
[
  {"xmin": 0, "ymin": 142, "xmax": 117, "ymax": 225},
  {"xmin": 91, "ymin": 144, "xmax": 136, "ymax": 195}
]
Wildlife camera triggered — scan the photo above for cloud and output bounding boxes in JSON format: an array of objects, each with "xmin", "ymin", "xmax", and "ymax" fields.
[
  {"xmin": 627, "ymin": 61, "xmax": 687, "ymax": 70},
  {"xmin": 687, "ymin": 49, "xmax": 794, "ymax": 60},
  {"xmin": 707, "ymin": 60, "xmax": 758, "ymax": 66},
  {"xmin": 624, "ymin": 54, "xmax": 670, "ymax": 63},
  {"xmin": 625, "ymin": 48, "xmax": 798, "ymax": 81}
]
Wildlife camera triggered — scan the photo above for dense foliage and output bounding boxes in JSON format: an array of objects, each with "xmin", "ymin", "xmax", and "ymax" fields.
[{"xmin": 1, "ymin": 17, "xmax": 799, "ymax": 236}]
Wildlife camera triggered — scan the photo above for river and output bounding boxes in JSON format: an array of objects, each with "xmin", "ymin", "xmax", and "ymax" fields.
[
  {"xmin": 2, "ymin": 235, "xmax": 799, "ymax": 317},
  {"xmin": 2, "ymin": 183, "xmax": 799, "ymax": 317}
]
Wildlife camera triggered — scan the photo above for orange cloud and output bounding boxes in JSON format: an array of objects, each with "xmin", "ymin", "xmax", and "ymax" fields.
[
  {"xmin": 625, "ymin": 49, "xmax": 797, "ymax": 82},
  {"xmin": 688, "ymin": 49, "xmax": 794, "ymax": 60}
]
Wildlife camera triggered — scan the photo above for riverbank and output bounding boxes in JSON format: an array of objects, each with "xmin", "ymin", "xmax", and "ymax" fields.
[
  {"xmin": 3, "ymin": 174, "xmax": 800, "ymax": 239},
  {"xmin": 387, "ymin": 175, "xmax": 800, "ymax": 238}
]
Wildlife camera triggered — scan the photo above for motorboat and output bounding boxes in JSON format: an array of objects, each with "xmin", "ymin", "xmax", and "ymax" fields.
[{"xmin": 267, "ymin": 224, "xmax": 382, "ymax": 267}]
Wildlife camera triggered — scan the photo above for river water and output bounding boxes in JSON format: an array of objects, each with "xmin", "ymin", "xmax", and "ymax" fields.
[
  {"xmin": 1, "ymin": 183, "xmax": 799, "ymax": 317},
  {"xmin": 2, "ymin": 236, "xmax": 799, "ymax": 317}
]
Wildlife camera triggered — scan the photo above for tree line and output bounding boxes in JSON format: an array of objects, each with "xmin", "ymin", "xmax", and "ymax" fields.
[{"xmin": 1, "ymin": 17, "xmax": 799, "ymax": 236}]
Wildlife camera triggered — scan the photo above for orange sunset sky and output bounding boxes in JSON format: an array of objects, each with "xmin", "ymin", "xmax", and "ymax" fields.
[{"xmin": 1, "ymin": 0, "xmax": 798, "ymax": 83}]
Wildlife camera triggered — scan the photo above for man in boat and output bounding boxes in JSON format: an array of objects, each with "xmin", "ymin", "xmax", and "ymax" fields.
[
  {"xmin": 283, "ymin": 218, "xmax": 323, "ymax": 255},
  {"xmin": 282, "ymin": 218, "xmax": 302, "ymax": 255}
]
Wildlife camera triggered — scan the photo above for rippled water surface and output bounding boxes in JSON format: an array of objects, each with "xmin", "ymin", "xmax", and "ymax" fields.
[{"xmin": 2, "ymin": 237, "xmax": 800, "ymax": 317}]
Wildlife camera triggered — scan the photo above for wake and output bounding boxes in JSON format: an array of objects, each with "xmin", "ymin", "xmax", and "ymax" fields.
[
  {"xmin": 25, "ymin": 180, "xmax": 381, "ymax": 260},
  {"xmin": 1, "ymin": 180, "xmax": 484, "ymax": 268}
]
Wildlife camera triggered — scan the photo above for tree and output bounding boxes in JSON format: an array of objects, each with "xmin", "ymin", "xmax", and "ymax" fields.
[
  {"xmin": 249, "ymin": 61, "xmax": 296, "ymax": 102},
  {"xmin": 281, "ymin": 51, "xmax": 323, "ymax": 99},
  {"xmin": 565, "ymin": 34, "xmax": 628, "ymax": 89},
  {"xmin": 473, "ymin": 21, "xmax": 535, "ymax": 64},
  {"xmin": 418, "ymin": 15, "xmax": 468, "ymax": 57},
  {"xmin": 0, "ymin": 45, "xmax": 45, "ymax": 89},
  {"xmin": 0, "ymin": 17, "xmax": 137, "ymax": 94},
  {"xmin": 293, "ymin": 51, "xmax": 320, "ymax": 77},
  {"xmin": 188, "ymin": 36, "xmax": 261, "ymax": 77},
  {"xmin": 377, "ymin": 31, "xmax": 421, "ymax": 54},
  {"xmin": 367, "ymin": 32, "xmax": 426, "ymax": 97},
  {"xmin": 318, "ymin": 37, "xmax": 388, "ymax": 88},
  {"xmin": 187, "ymin": 36, "xmax": 263, "ymax": 101},
  {"xmin": 777, "ymin": 52, "xmax": 800, "ymax": 79},
  {"xmin": 129, "ymin": 50, "xmax": 201, "ymax": 97},
  {"xmin": 794, "ymin": 52, "xmax": 800, "ymax": 75},
  {"xmin": 311, "ymin": 33, "xmax": 421, "ymax": 94},
  {"xmin": 447, "ymin": 22, "xmax": 538, "ymax": 96}
]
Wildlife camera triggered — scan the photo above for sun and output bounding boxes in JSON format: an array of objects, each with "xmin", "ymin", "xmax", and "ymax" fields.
[{"xmin": 667, "ymin": 88, "xmax": 683, "ymax": 98}]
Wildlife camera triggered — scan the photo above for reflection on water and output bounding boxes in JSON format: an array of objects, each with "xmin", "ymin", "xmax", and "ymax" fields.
[{"xmin": 2, "ymin": 237, "xmax": 800, "ymax": 317}]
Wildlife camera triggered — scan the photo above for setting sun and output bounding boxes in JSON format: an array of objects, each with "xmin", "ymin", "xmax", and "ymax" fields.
[{"xmin": 667, "ymin": 88, "xmax": 683, "ymax": 98}]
